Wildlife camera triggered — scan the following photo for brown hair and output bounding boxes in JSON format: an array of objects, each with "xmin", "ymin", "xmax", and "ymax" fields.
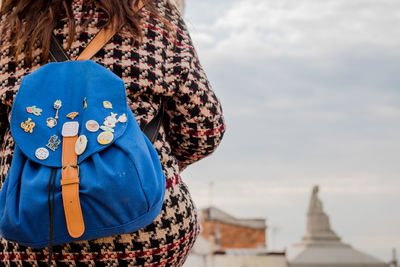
[{"xmin": 0, "ymin": 0, "xmax": 174, "ymax": 65}]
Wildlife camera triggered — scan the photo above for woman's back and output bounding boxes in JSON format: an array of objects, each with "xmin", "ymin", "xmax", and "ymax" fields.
[{"xmin": 0, "ymin": 0, "xmax": 225, "ymax": 265}]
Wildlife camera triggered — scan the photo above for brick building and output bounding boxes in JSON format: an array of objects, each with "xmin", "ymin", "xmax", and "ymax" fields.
[{"xmin": 200, "ymin": 207, "xmax": 267, "ymax": 250}]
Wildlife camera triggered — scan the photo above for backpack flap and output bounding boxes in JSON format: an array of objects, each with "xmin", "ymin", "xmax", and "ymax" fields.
[{"xmin": 10, "ymin": 60, "xmax": 128, "ymax": 166}]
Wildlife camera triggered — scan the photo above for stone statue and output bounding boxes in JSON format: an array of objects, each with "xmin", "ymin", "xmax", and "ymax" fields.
[
  {"xmin": 309, "ymin": 186, "xmax": 323, "ymax": 212},
  {"xmin": 303, "ymin": 185, "xmax": 340, "ymax": 242},
  {"xmin": 288, "ymin": 187, "xmax": 389, "ymax": 266}
]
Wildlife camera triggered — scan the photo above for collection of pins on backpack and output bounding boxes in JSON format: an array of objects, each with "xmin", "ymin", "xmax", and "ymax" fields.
[{"xmin": 22, "ymin": 99, "xmax": 127, "ymax": 160}]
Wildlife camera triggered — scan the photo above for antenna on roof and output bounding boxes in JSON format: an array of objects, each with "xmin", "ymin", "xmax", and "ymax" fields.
[{"xmin": 270, "ymin": 224, "xmax": 281, "ymax": 251}]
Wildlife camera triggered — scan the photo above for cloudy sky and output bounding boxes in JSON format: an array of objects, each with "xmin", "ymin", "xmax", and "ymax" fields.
[{"xmin": 180, "ymin": 0, "xmax": 400, "ymax": 262}]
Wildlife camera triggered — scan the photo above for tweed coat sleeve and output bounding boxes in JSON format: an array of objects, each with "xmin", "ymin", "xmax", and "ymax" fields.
[
  {"xmin": 165, "ymin": 17, "xmax": 226, "ymax": 171},
  {"xmin": 0, "ymin": 104, "xmax": 9, "ymax": 145}
]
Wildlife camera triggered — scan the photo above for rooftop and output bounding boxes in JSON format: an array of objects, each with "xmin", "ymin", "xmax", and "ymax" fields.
[{"xmin": 202, "ymin": 206, "xmax": 266, "ymax": 229}]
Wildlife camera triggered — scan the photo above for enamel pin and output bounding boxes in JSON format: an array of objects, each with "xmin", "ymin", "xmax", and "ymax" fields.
[
  {"xmin": 46, "ymin": 135, "xmax": 61, "ymax": 151},
  {"xmin": 62, "ymin": 121, "xmax": 79, "ymax": 137},
  {"xmin": 46, "ymin": 117, "xmax": 57, "ymax": 128},
  {"xmin": 100, "ymin": 112, "xmax": 118, "ymax": 133},
  {"xmin": 26, "ymin": 106, "xmax": 42, "ymax": 116},
  {"xmin": 86, "ymin": 120, "xmax": 99, "ymax": 132},
  {"xmin": 53, "ymin": 100, "xmax": 62, "ymax": 119},
  {"xmin": 75, "ymin": 135, "xmax": 88, "ymax": 155},
  {"xmin": 97, "ymin": 131, "xmax": 114, "ymax": 145},
  {"xmin": 103, "ymin": 101, "xmax": 112, "ymax": 109},
  {"xmin": 21, "ymin": 118, "xmax": 35, "ymax": 133},
  {"xmin": 118, "ymin": 114, "xmax": 127, "ymax": 123},
  {"xmin": 67, "ymin": 112, "xmax": 79, "ymax": 120},
  {"xmin": 35, "ymin": 147, "xmax": 49, "ymax": 160}
]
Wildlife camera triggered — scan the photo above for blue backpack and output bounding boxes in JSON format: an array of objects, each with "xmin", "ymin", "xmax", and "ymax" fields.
[{"xmin": 0, "ymin": 29, "xmax": 165, "ymax": 250}]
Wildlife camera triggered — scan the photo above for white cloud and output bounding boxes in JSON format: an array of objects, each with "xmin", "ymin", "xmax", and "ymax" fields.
[
  {"xmin": 371, "ymin": 105, "xmax": 400, "ymax": 119},
  {"xmin": 208, "ymin": 0, "xmax": 400, "ymax": 57},
  {"xmin": 190, "ymin": 32, "xmax": 215, "ymax": 45}
]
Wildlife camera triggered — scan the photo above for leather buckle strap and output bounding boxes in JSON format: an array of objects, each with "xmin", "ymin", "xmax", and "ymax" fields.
[
  {"xmin": 62, "ymin": 164, "xmax": 80, "ymax": 177},
  {"xmin": 61, "ymin": 135, "xmax": 85, "ymax": 238},
  {"xmin": 60, "ymin": 177, "xmax": 80, "ymax": 186}
]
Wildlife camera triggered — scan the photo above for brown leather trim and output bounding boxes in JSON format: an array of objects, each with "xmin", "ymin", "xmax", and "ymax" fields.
[
  {"xmin": 76, "ymin": 24, "xmax": 118, "ymax": 61},
  {"xmin": 61, "ymin": 136, "xmax": 85, "ymax": 238},
  {"xmin": 75, "ymin": 1, "xmax": 144, "ymax": 61},
  {"xmin": 60, "ymin": 177, "xmax": 80, "ymax": 186},
  {"xmin": 57, "ymin": 1, "xmax": 146, "ymax": 236}
]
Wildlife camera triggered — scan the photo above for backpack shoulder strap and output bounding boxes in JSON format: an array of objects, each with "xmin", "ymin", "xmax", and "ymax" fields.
[
  {"xmin": 49, "ymin": 34, "xmax": 70, "ymax": 62},
  {"xmin": 50, "ymin": 25, "xmax": 117, "ymax": 62},
  {"xmin": 49, "ymin": 26, "xmax": 164, "ymax": 143},
  {"xmin": 50, "ymin": 1, "xmax": 145, "ymax": 62},
  {"xmin": 143, "ymin": 103, "xmax": 165, "ymax": 143},
  {"xmin": 76, "ymin": 25, "xmax": 117, "ymax": 61}
]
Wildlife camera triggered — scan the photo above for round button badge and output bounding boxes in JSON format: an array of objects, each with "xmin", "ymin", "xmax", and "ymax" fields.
[
  {"xmin": 75, "ymin": 135, "xmax": 88, "ymax": 156},
  {"xmin": 86, "ymin": 120, "xmax": 100, "ymax": 132},
  {"xmin": 35, "ymin": 147, "xmax": 49, "ymax": 160},
  {"xmin": 97, "ymin": 131, "xmax": 114, "ymax": 145}
]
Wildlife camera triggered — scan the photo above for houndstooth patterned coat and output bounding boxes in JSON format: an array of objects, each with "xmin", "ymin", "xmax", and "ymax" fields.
[{"xmin": 0, "ymin": 0, "xmax": 225, "ymax": 265}]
